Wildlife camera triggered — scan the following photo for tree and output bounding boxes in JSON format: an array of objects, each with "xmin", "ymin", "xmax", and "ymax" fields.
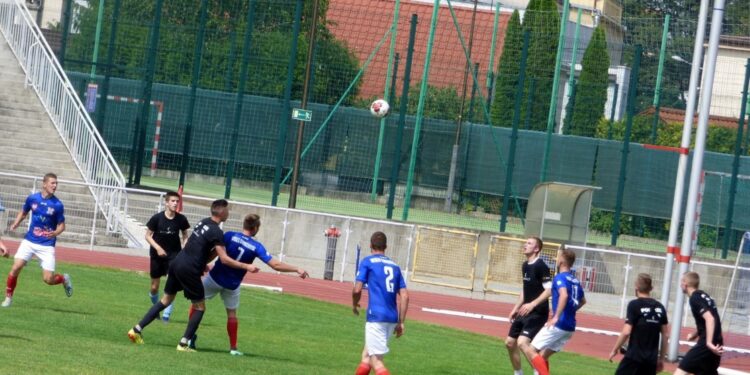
[
  {"xmin": 568, "ymin": 26, "xmax": 609, "ymax": 137},
  {"xmin": 490, "ymin": 10, "xmax": 522, "ymax": 128},
  {"xmin": 522, "ymin": 0, "xmax": 560, "ymax": 131},
  {"xmin": 64, "ymin": 0, "xmax": 361, "ymax": 105}
]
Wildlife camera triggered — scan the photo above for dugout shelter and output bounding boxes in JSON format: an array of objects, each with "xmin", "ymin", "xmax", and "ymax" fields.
[{"xmin": 524, "ymin": 182, "xmax": 600, "ymax": 245}]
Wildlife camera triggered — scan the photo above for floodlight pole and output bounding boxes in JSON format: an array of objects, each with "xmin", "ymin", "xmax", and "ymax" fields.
[
  {"xmin": 660, "ymin": 0, "xmax": 709, "ymax": 313},
  {"xmin": 289, "ymin": 0, "xmax": 320, "ymax": 208},
  {"xmin": 668, "ymin": 0, "xmax": 725, "ymax": 361}
]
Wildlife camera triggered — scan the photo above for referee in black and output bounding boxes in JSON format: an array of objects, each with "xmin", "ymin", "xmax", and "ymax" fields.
[
  {"xmin": 675, "ymin": 271, "xmax": 723, "ymax": 375},
  {"xmin": 128, "ymin": 199, "xmax": 259, "ymax": 351},
  {"xmin": 609, "ymin": 273, "xmax": 668, "ymax": 374}
]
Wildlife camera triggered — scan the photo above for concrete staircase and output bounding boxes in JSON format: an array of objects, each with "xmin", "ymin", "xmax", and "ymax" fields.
[{"xmin": 0, "ymin": 34, "xmax": 127, "ymax": 247}]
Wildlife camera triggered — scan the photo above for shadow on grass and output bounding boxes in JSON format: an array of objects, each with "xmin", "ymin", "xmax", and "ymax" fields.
[{"xmin": 0, "ymin": 334, "xmax": 31, "ymax": 341}]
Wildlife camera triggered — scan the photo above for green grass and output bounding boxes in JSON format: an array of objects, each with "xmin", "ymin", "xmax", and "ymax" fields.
[{"xmin": 0, "ymin": 260, "xmax": 623, "ymax": 374}]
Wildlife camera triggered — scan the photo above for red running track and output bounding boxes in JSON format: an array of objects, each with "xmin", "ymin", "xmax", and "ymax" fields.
[{"xmin": 5, "ymin": 241, "xmax": 749, "ymax": 373}]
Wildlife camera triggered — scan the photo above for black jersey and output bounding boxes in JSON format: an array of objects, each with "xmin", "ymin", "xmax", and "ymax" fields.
[
  {"xmin": 146, "ymin": 211, "xmax": 190, "ymax": 257},
  {"xmin": 172, "ymin": 217, "xmax": 224, "ymax": 274},
  {"xmin": 624, "ymin": 298, "xmax": 668, "ymax": 364},
  {"xmin": 689, "ymin": 290, "xmax": 723, "ymax": 346},
  {"xmin": 522, "ymin": 257, "xmax": 551, "ymax": 317}
]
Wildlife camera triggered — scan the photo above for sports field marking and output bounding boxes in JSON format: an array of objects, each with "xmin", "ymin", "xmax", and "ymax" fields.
[
  {"xmin": 421, "ymin": 307, "xmax": 750, "ymax": 355},
  {"xmin": 240, "ymin": 282, "xmax": 283, "ymax": 293}
]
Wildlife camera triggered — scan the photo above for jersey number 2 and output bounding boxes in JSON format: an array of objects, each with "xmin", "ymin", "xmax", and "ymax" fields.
[{"xmin": 384, "ymin": 266, "xmax": 395, "ymax": 293}]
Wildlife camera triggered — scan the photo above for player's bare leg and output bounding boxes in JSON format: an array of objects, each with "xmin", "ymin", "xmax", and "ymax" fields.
[
  {"xmin": 355, "ymin": 347, "xmax": 371, "ymax": 375},
  {"xmin": 520, "ymin": 338, "xmax": 544, "ymax": 375},
  {"xmin": 149, "ymin": 278, "xmax": 160, "ymax": 304},
  {"xmin": 505, "ymin": 336, "xmax": 524, "ymax": 374},
  {"xmin": 369, "ymin": 353, "xmax": 389, "ymax": 375}
]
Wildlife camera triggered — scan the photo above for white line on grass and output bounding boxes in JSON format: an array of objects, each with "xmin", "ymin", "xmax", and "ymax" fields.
[{"xmin": 240, "ymin": 283, "xmax": 283, "ymax": 293}]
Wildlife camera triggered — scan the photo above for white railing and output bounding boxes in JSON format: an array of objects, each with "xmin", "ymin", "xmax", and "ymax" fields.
[{"xmin": 0, "ymin": 0, "xmax": 126, "ymax": 232}]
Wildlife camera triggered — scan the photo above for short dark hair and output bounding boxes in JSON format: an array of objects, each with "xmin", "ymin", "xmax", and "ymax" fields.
[
  {"xmin": 371, "ymin": 231, "xmax": 387, "ymax": 251},
  {"xmin": 243, "ymin": 213, "xmax": 261, "ymax": 231},
  {"xmin": 43, "ymin": 172, "xmax": 57, "ymax": 182},
  {"xmin": 210, "ymin": 199, "xmax": 229, "ymax": 217},
  {"xmin": 165, "ymin": 191, "xmax": 180, "ymax": 200},
  {"xmin": 636, "ymin": 273, "xmax": 653, "ymax": 293},
  {"xmin": 559, "ymin": 248, "xmax": 576, "ymax": 267}
]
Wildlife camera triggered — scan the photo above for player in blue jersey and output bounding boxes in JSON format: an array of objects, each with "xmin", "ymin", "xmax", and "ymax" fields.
[
  {"xmin": 128, "ymin": 199, "xmax": 261, "ymax": 352},
  {"xmin": 192, "ymin": 213, "xmax": 308, "ymax": 355},
  {"xmin": 522, "ymin": 247, "xmax": 586, "ymax": 375},
  {"xmin": 352, "ymin": 231, "xmax": 409, "ymax": 375},
  {"xmin": 3, "ymin": 173, "xmax": 72, "ymax": 308}
]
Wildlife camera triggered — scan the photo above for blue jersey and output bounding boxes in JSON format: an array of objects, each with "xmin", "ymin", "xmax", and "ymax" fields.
[
  {"xmin": 23, "ymin": 192, "xmax": 65, "ymax": 247},
  {"xmin": 356, "ymin": 254, "xmax": 406, "ymax": 323},
  {"xmin": 209, "ymin": 231, "xmax": 273, "ymax": 290},
  {"xmin": 551, "ymin": 271, "xmax": 584, "ymax": 332}
]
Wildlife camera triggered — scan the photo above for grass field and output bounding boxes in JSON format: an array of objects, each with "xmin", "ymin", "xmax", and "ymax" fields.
[{"xmin": 0, "ymin": 260, "xmax": 626, "ymax": 374}]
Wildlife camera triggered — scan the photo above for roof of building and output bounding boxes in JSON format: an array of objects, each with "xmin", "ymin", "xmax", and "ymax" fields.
[{"xmin": 640, "ymin": 106, "xmax": 741, "ymax": 129}]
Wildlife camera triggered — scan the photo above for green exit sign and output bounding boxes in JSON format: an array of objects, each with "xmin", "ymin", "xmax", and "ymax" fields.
[{"xmin": 292, "ymin": 108, "xmax": 312, "ymax": 122}]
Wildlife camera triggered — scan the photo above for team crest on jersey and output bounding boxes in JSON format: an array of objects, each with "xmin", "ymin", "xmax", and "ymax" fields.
[
  {"xmin": 47, "ymin": 207, "xmax": 55, "ymax": 215},
  {"xmin": 31, "ymin": 203, "xmax": 38, "ymax": 211}
]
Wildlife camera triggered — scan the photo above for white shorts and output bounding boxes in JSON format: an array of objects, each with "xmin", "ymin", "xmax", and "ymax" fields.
[
  {"xmin": 365, "ymin": 322, "xmax": 397, "ymax": 356},
  {"xmin": 15, "ymin": 240, "xmax": 56, "ymax": 271},
  {"xmin": 202, "ymin": 274, "xmax": 241, "ymax": 310},
  {"xmin": 531, "ymin": 325, "xmax": 574, "ymax": 353}
]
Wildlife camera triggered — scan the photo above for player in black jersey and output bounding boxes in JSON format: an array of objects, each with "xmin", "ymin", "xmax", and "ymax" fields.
[
  {"xmin": 676, "ymin": 271, "xmax": 723, "ymax": 375},
  {"xmin": 609, "ymin": 273, "xmax": 668, "ymax": 375},
  {"xmin": 128, "ymin": 199, "xmax": 260, "ymax": 352},
  {"xmin": 505, "ymin": 236, "xmax": 552, "ymax": 375}
]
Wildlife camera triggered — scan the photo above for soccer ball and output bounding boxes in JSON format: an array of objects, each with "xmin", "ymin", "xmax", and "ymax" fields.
[{"xmin": 370, "ymin": 99, "xmax": 390, "ymax": 118}]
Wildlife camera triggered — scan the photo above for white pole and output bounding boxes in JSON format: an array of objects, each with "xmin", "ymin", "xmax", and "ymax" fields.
[
  {"xmin": 720, "ymin": 235, "xmax": 744, "ymax": 321},
  {"xmin": 661, "ymin": 0, "xmax": 709, "ymax": 311},
  {"xmin": 339, "ymin": 218, "xmax": 352, "ymax": 282},
  {"xmin": 667, "ymin": 0, "xmax": 725, "ymax": 361}
]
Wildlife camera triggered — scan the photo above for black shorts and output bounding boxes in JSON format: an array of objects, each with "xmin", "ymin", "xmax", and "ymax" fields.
[
  {"xmin": 615, "ymin": 357, "xmax": 657, "ymax": 375},
  {"xmin": 507, "ymin": 313, "xmax": 547, "ymax": 339},
  {"xmin": 149, "ymin": 254, "xmax": 175, "ymax": 279},
  {"xmin": 679, "ymin": 344, "xmax": 721, "ymax": 375},
  {"xmin": 163, "ymin": 265, "xmax": 204, "ymax": 302}
]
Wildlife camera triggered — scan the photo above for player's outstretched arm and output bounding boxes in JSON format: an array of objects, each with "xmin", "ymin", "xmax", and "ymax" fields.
[
  {"xmin": 215, "ymin": 245, "xmax": 259, "ymax": 273},
  {"xmin": 267, "ymin": 259, "xmax": 308, "ymax": 278},
  {"xmin": 9, "ymin": 210, "xmax": 29, "ymax": 231}
]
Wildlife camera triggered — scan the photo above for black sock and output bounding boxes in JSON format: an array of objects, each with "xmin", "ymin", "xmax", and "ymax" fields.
[
  {"xmin": 138, "ymin": 301, "xmax": 167, "ymax": 330},
  {"xmin": 182, "ymin": 309, "xmax": 205, "ymax": 344}
]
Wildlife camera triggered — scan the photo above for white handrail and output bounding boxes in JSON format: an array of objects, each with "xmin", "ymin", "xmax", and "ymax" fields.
[{"xmin": 0, "ymin": 0, "xmax": 126, "ymax": 232}]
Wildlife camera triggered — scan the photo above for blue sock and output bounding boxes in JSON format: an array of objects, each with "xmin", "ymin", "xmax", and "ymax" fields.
[
  {"xmin": 163, "ymin": 302, "xmax": 174, "ymax": 319},
  {"xmin": 149, "ymin": 292, "xmax": 159, "ymax": 305}
]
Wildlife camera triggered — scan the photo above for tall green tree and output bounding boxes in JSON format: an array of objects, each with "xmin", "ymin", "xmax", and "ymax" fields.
[
  {"xmin": 64, "ymin": 0, "xmax": 361, "ymax": 104},
  {"xmin": 568, "ymin": 26, "xmax": 609, "ymax": 136},
  {"xmin": 490, "ymin": 10, "xmax": 522, "ymax": 128},
  {"xmin": 522, "ymin": 0, "xmax": 559, "ymax": 131}
]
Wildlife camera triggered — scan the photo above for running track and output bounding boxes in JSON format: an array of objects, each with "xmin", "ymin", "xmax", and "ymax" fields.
[{"xmin": 6, "ymin": 240, "xmax": 749, "ymax": 373}]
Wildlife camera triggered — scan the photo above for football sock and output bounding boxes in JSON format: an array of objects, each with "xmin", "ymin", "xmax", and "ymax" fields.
[
  {"xmin": 545, "ymin": 359, "xmax": 549, "ymax": 374},
  {"xmin": 138, "ymin": 301, "xmax": 167, "ymax": 329},
  {"xmin": 374, "ymin": 368, "xmax": 390, "ymax": 375},
  {"xmin": 149, "ymin": 292, "xmax": 159, "ymax": 305},
  {"xmin": 354, "ymin": 362, "xmax": 371, "ymax": 375},
  {"xmin": 183, "ymin": 309, "xmax": 205, "ymax": 343},
  {"xmin": 6, "ymin": 274, "xmax": 17, "ymax": 297},
  {"xmin": 227, "ymin": 317, "xmax": 238, "ymax": 350},
  {"xmin": 514, "ymin": 370, "xmax": 523, "ymax": 375},
  {"xmin": 163, "ymin": 302, "xmax": 174, "ymax": 318},
  {"xmin": 530, "ymin": 355, "xmax": 549, "ymax": 375},
  {"xmin": 52, "ymin": 274, "xmax": 64, "ymax": 285}
]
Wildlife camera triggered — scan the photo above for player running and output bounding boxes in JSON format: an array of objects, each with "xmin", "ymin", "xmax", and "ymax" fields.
[
  {"xmin": 3, "ymin": 173, "xmax": 72, "ymax": 307},
  {"xmin": 190, "ymin": 213, "xmax": 309, "ymax": 355},
  {"xmin": 506, "ymin": 236, "xmax": 552, "ymax": 375},
  {"xmin": 352, "ymin": 231, "xmax": 409, "ymax": 375},
  {"xmin": 522, "ymin": 248, "xmax": 586, "ymax": 375}
]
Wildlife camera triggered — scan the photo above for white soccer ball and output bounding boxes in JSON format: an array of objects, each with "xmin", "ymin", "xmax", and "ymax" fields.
[{"xmin": 370, "ymin": 99, "xmax": 390, "ymax": 118}]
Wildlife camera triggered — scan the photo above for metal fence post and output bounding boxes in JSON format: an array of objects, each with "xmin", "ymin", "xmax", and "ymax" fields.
[{"xmin": 620, "ymin": 254, "xmax": 632, "ymax": 318}]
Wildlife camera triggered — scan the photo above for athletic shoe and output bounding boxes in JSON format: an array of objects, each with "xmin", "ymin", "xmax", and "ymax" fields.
[
  {"xmin": 1, "ymin": 297, "xmax": 11, "ymax": 308},
  {"xmin": 187, "ymin": 334, "xmax": 197, "ymax": 349},
  {"xmin": 229, "ymin": 349, "xmax": 244, "ymax": 356},
  {"xmin": 127, "ymin": 329, "xmax": 144, "ymax": 344},
  {"xmin": 63, "ymin": 274, "xmax": 73, "ymax": 297},
  {"xmin": 161, "ymin": 315, "xmax": 170, "ymax": 323},
  {"xmin": 176, "ymin": 344, "xmax": 196, "ymax": 352}
]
